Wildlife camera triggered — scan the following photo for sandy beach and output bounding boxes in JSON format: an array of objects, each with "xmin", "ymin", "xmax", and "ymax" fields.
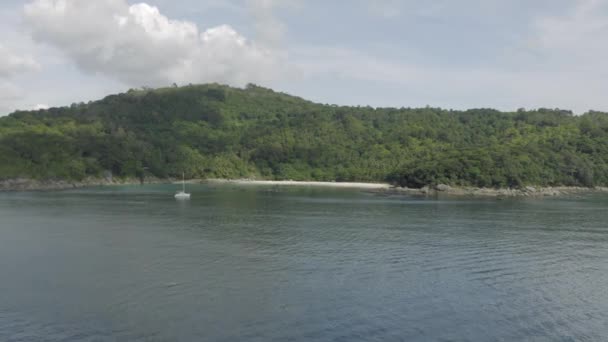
[
  {"xmin": 205, "ymin": 179, "xmax": 392, "ymax": 189},
  {"xmin": 3, "ymin": 177, "xmax": 606, "ymax": 198}
]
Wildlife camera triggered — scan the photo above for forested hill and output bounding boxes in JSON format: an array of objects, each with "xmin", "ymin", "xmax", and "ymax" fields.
[{"xmin": 2, "ymin": 83, "xmax": 608, "ymax": 188}]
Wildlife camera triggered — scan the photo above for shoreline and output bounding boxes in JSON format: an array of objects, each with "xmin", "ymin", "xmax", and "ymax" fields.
[
  {"xmin": 1, "ymin": 177, "xmax": 607, "ymax": 198},
  {"xmin": 0, "ymin": 177, "xmax": 166, "ymax": 192},
  {"xmin": 379, "ymin": 184, "xmax": 608, "ymax": 198},
  {"xmin": 206, "ymin": 180, "xmax": 607, "ymax": 198},
  {"xmin": 204, "ymin": 179, "xmax": 391, "ymax": 189}
]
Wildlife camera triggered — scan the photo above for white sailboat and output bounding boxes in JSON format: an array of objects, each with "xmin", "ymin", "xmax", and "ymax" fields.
[{"xmin": 174, "ymin": 172, "xmax": 191, "ymax": 199}]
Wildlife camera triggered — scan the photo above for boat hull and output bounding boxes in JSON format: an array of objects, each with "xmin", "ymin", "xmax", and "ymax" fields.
[{"xmin": 174, "ymin": 192, "xmax": 191, "ymax": 200}]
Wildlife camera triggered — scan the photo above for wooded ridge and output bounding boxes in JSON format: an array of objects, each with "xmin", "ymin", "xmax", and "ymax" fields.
[{"xmin": 2, "ymin": 83, "xmax": 607, "ymax": 189}]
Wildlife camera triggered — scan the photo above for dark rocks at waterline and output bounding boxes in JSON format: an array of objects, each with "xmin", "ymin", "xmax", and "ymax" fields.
[
  {"xmin": 381, "ymin": 185, "xmax": 607, "ymax": 198},
  {"xmin": 0, "ymin": 177, "xmax": 166, "ymax": 191}
]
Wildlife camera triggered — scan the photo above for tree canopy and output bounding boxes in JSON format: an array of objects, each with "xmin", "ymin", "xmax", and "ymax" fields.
[{"xmin": 2, "ymin": 83, "xmax": 608, "ymax": 188}]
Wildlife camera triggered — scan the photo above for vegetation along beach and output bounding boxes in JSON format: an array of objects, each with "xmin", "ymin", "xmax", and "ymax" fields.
[{"xmin": 2, "ymin": 84, "xmax": 608, "ymax": 196}]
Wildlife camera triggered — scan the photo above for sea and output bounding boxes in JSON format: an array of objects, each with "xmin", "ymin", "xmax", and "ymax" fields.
[{"xmin": 1, "ymin": 184, "xmax": 607, "ymax": 341}]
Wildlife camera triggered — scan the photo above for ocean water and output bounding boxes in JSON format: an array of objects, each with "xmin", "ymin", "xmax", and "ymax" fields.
[{"xmin": 0, "ymin": 184, "xmax": 607, "ymax": 341}]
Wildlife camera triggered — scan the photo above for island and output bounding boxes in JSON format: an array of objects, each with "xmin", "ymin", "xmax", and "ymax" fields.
[{"xmin": 1, "ymin": 83, "xmax": 607, "ymax": 195}]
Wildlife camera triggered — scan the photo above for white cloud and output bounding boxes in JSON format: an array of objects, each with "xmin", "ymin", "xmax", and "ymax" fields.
[
  {"xmin": 23, "ymin": 0, "xmax": 289, "ymax": 87},
  {"xmin": 6, "ymin": 0, "xmax": 606, "ymax": 114}
]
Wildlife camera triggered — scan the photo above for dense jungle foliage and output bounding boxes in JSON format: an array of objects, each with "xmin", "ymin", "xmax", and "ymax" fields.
[{"xmin": 1, "ymin": 83, "xmax": 608, "ymax": 188}]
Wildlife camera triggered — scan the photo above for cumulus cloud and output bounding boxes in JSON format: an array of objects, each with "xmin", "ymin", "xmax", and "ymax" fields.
[{"xmin": 23, "ymin": 0, "xmax": 288, "ymax": 87}]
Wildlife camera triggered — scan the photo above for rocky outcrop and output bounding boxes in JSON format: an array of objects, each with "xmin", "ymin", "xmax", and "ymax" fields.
[
  {"xmin": 435, "ymin": 184, "xmax": 451, "ymax": 192},
  {"xmin": 382, "ymin": 185, "xmax": 606, "ymax": 198},
  {"xmin": 0, "ymin": 177, "xmax": 165, "ymax": 191}
]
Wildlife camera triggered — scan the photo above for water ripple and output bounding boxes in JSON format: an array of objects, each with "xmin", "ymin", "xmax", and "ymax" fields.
[{"xmin": 1, "ymin": 186, "xmax": 607, "ymax": 341}]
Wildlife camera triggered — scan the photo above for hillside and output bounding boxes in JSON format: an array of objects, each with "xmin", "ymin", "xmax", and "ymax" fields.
[{"xmin": 2, "ymin": 83, "xmax": 608, "ymax": 188}]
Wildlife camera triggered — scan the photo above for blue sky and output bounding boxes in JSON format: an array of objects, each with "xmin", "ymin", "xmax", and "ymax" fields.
[{"xmin": 1, "ymin": 0, "xmax": 607, "ymax": 114}]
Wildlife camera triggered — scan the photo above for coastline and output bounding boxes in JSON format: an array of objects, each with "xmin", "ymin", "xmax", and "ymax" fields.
[
  {"xmin": 205, "ymin": 179, "xmax": 391, "ymax": 189},
  {"xmin": 0, "ymin": 177, "xmax": 166, "ymax": 192},
  {"xmin": 206, "ymin": 180, "xmax": 607, "ymax": 198},
  {"xmin": 378, "ymin": 184, "xmax": 608, "ymax": 198},
  {"xmin": 0, "ymin": 177, "xmax": 391, "ymax": 192},
  {"xmin": 1, "ymin": 177, "xmax": 607, "ymax": 198}
]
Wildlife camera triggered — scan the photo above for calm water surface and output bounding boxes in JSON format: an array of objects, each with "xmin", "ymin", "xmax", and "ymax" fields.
[{"xmin": 1, "ymin": 184, "xmax": 607, "ymax": 341}]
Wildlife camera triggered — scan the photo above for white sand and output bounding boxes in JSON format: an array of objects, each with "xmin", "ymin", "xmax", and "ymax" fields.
[{"xmin": 206, "ymin": 179, "xmax": 391, "ymax": 189}]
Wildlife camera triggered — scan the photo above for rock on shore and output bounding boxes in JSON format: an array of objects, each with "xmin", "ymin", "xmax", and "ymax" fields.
[
  {"xmin": 0, "ymin": 177, "xmax": 164, "ymax": 191},
  {"xmin": 383, "ymin": 184, "xmax": 605, "ymax": 198},
  {"xmin": 2, "ymin": 177, "xmax": 606, "ymax": 198}
]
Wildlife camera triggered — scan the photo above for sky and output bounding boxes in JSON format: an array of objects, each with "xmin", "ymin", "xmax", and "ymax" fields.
[{"xmin": 1, "ymin": 0, "xmax": 607, "ymax": 115}]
